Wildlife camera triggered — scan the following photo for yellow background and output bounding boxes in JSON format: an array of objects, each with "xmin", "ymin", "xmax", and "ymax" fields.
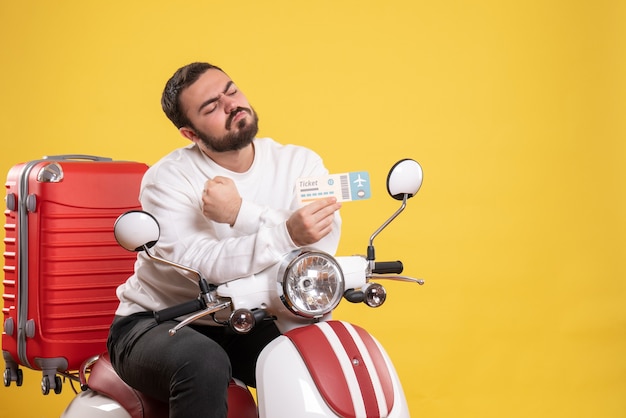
[{"xmin": 1, "ymin": 1, "xmax": 625, "ymax": 417}]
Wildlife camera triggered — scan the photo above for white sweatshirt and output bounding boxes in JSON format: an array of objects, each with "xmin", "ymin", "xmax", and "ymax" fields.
[{"xmin": 114, "ymin": 137, "xmax": 341, "ymax": 318}]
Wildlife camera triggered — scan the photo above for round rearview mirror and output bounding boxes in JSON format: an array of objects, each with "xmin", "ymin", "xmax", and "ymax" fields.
[
  {"xmin": 386, "ymin": 159, "xmax": 423, "ymax": 200},
  {"xmin": 114, "ymin": 210, "xmax": 160, "ymax": 252}
]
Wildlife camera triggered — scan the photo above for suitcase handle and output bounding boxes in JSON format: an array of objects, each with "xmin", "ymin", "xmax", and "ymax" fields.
[{"xmin": 42, "ymin": 154, "xmax": 113, "ymax": 162}]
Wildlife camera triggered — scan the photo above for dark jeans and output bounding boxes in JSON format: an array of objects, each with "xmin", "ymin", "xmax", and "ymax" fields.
[{"xmin": 107, "ymin": 312, "xmax": 280, "ymax": 418}]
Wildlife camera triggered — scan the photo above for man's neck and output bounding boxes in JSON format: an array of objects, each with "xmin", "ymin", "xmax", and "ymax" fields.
[{"xmin": 201, "ymin": 142, "xmax": 255, "ymax": 173}]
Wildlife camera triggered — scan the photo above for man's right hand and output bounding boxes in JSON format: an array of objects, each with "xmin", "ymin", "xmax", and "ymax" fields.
[
  {"xmin": 202, "ymin": 176, "xmax": 242, "ymax": 226},
  {"xmin": 286, "ymin": 197, "xmax": 341, "ymax": 247}
]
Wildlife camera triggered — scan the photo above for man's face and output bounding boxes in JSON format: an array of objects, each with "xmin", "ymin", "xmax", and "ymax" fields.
[{"xmin": 180, "ymin": 69, "xmax": 259, "ymax": 152}]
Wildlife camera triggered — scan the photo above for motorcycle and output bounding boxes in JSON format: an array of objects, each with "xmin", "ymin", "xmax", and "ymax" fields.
[{"xmin": 61, "ymin": 158, "xmax": 424, "ymax": 418}]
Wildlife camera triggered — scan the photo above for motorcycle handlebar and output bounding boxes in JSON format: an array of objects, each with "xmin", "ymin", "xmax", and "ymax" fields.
[
  {"xmin": 154, "ymin": 299, "xmax": 207, "ymax": 323},
  {"xmin": 372, "ymin": 261, "xmax": 404, "ymax": 274}
]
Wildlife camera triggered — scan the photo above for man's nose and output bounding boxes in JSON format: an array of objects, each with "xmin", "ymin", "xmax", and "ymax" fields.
[{"xmin": 220, "ymin": 94, "xmax": 238, "ymax": 113}]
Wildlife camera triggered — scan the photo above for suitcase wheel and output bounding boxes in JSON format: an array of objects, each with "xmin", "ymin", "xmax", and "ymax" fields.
[
  {"xmin": 3, "ymin": 367, "xmax": 23, "ymax": 387},
  {"xmin": 41, "ymin": 374, "xmax": 62, "ymax": 395}
]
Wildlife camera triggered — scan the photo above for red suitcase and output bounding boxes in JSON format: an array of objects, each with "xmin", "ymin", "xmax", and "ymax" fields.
[{"xmin": 2, "ymin": 155, "xmax": 148, "ymax": 394}]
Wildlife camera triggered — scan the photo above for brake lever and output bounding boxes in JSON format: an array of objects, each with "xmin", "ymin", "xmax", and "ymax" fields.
[
  {"xmin": 369, "ymin": 274, "xmax": 425, "ymax": 285},
  {"xmin": 168, "ymin": 301, "xmax": 232, "ymax": 336}
]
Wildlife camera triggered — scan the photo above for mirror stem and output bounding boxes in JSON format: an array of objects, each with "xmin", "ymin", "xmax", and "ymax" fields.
[
  {"xmin": 367, "ymin": 194, "xmax": 408, "ymax": 268},
  {"xmin": 143, "ymin": 246, "xmax": 216, "ymax": 301}
]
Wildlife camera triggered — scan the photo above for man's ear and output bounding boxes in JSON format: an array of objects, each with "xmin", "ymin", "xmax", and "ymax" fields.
[{"xmin": 179, "ymin": 126, "xmax": 199, "ymax": 143}]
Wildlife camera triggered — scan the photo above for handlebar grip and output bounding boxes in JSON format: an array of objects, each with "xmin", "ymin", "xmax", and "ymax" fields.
[
  {"xmin": 344, "ymin": 289, "xmax": 365, "ymax": 303},
  {"xmin": 372, "ymin": 261, "xmax": 404, "ymax": 274},
  {"xmin": 154, "ymin": 299, "xmax": 207, "ymax": 323}
]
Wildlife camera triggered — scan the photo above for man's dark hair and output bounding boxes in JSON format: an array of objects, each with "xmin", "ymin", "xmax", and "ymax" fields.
[{"xmin": 161, "ymin": 62, "xmax": 224, "ymax": 129}]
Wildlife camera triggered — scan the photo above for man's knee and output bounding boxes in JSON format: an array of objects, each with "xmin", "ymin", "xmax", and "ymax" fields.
[{"xmin": 171, "ymin": 343, "xmax": 232, "ymax": 388}]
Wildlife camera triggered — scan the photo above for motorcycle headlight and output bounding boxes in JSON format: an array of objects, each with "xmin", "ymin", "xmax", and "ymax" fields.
[{"xmin": 278, "ymin": 250, "xmax": 344, "ymax": 318}]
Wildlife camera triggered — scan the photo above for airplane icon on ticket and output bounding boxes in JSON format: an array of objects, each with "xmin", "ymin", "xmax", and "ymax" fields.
[{"xmin": 353, "ymin": 174, "xmax": 368, "ymax": 188}]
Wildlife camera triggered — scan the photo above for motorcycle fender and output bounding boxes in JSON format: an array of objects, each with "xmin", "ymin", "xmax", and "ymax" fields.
[
  {"xmin": 61, "ymin": 390, "xmax": 131, "ymax": 418},
  {"xmin": 256, "ymin": 320, "xmax": 410, "ymax": 418}
]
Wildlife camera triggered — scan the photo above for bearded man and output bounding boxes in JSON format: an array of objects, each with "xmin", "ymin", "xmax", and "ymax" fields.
[{"xmin": 106, "ymin": 62, "xmax": 342, "ymax": 418}]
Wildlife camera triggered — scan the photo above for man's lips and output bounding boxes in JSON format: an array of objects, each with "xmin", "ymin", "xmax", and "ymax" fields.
[{"xmin": 226, "ymin": 108, "xmax": 250, "ymax": 129}]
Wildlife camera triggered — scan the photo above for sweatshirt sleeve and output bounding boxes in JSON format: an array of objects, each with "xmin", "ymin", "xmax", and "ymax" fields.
[
  {"xmin": 233, "ymin": 198, "xmax": 341, "ymax": 255},
  {"xmin": 232, "ymin": 199, "xmax": 291, "ymax": 236}
]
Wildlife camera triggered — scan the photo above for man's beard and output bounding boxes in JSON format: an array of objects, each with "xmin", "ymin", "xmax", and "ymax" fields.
[{"xmin": 195, "ymin": 107, "xmax": 259, "ymax": 153}]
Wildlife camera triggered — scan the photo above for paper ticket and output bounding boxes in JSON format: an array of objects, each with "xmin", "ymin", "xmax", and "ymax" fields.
[{"xmin": 297, "ymin": 171, "xmax": 371, "ymax": 205}]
